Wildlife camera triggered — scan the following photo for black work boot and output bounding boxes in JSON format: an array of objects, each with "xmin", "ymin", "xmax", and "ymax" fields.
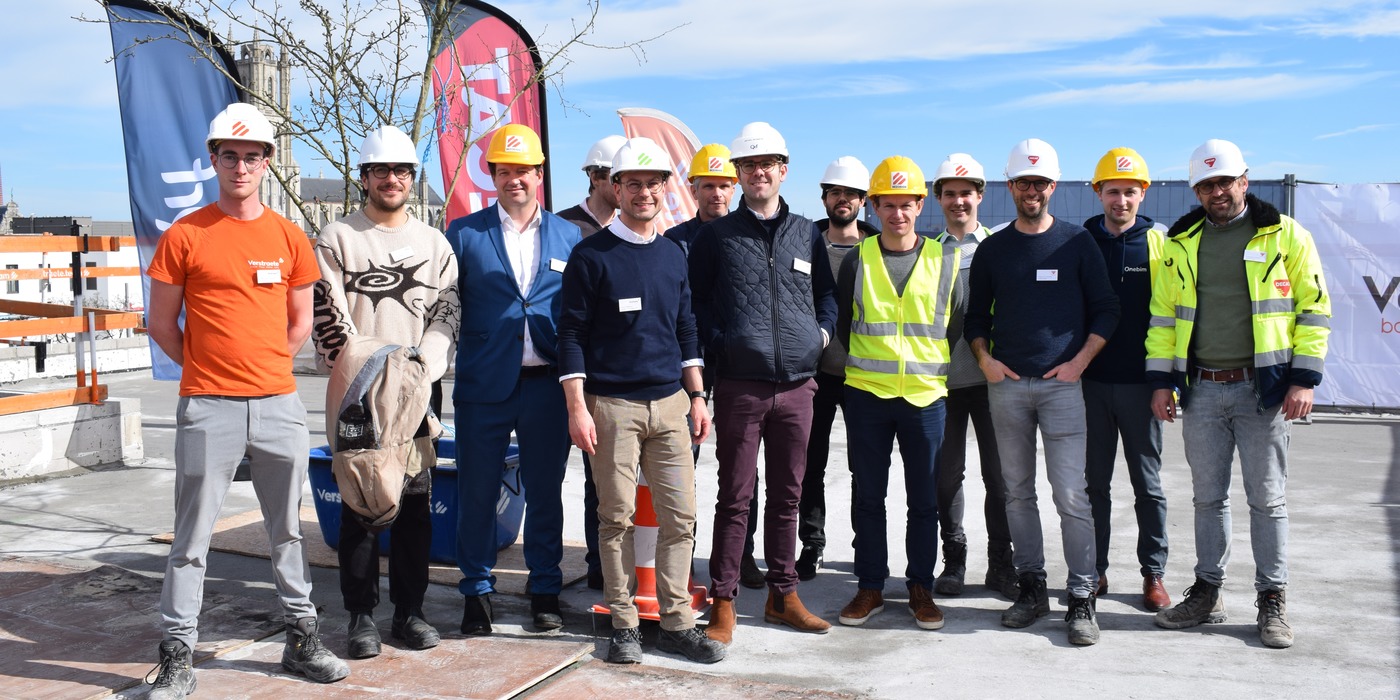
[
  {"xmin": 985, "ymin": 542, "xmax": 1020, "ymax": 600},
  {"xmin": 145, "ymin": 639, "xmax": 196, "ymax": 699},
  {"xmin": 392, "ymin": 606, "xmax": 441, "ymax": 650},
  {"xmin": 934, "ymin": 541, "xmax": 968, "ymax": 596},
  {"xmin": 282, "ymin": 617, "xmax": 350, "ymax": 683},
  {"xmin": 461, "ymin": 594, "xmax": 493, "ymax": 635},
  {"xmin": 346, "ymin": 611, "xmax": 381, "ymax": 659},
  {"xmin": 1001, "ymin": 572, "xmax": 1050, "ymax": 628},
  {"xmin": 531, "ymin": 593, "xmax": 564, "ymax": 630}
]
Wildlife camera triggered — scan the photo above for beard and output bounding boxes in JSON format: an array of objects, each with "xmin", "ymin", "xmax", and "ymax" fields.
[{"xmin": 829, "ymin": 209, "xmax": 857, "ymax": 227}]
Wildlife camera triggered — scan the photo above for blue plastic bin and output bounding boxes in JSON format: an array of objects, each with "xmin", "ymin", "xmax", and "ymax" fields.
[{"xmin": 308, "ymin": 436, "xmax": 525, "ymax": 563}]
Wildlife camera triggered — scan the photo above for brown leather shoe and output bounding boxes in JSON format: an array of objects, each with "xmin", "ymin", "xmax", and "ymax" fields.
[
  {"xmin": 706, "ymin": 597, "xmax": 736, "ymax": 645},
  {"xmin": 1143, "ymin": 574, "xmax": 1171, "ymax": 612},
  {"xmin": 764, "ymin": 589, "xmax": 831, "ymax": 634},
  {"xmin": 908, "ymin": 584, "xmax": 945, "ymax": 630},
  {"xmin": 838, "ymin": 589, "xmax": 884, "ymax": 626}
]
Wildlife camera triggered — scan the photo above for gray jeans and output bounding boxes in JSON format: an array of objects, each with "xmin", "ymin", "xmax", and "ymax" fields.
[
  {"xmin": 988, "ymin": 377, "xmax": 1097, "ymax": 598},
  {"xmin": 161, "ymin": 393, "xmax": 316, "ymax": 648},
  {"xmin": 1182, "ymin": 379, "xmax": 1290, "ymax": 591}
]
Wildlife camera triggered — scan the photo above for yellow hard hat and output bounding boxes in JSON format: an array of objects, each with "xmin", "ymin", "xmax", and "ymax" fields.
[
  {"xmin": 485, "ymin": 124, "xmax": 545, "ymax": 166},
  {"xmin": 689, "ymin": 143, "xmax": 737, "ymax": 181},
  {"xmin": 868, "ymin": 156, "xmax": 928, "ymax": 197},
  {"xmin": 1092, "ymin": 147, "xmax": 1150, "ymax": 190}
]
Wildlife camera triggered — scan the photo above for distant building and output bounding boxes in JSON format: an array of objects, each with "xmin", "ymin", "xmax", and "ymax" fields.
[
  {"xmin": 301, "ymin": 175, "xmax": 445, "ymax": 233},
  {"xmin": 1, "ymin": 217, "xmax": 143, "ymax": 312}
]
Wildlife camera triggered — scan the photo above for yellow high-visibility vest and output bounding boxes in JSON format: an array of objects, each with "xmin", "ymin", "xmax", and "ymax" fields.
[{"xmin": 846, "ymin": 236, "xmax": 959, "ymax": 407}]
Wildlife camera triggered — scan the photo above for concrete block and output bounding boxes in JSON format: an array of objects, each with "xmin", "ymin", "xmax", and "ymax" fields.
[{"xmin": 0, "ymin": 395, "xmax": 143, "ymax": 481}]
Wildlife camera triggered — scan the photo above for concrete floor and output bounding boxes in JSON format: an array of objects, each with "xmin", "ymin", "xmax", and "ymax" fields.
[{"xmin": 1, "ymin": 368, "xmax": 1397, "ymax": 698}]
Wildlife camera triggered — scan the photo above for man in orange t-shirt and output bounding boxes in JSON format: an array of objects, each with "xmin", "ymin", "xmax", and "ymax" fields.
[{"xmin": 142, "ymin": 103, "xmax": 348, "ymax": 699}]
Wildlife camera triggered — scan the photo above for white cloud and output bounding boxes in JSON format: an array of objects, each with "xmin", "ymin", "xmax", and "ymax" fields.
[
  {"xmin": 1299, "ymin": 9, "xmax": 1400, "ymax": 37},
  {"xmin": 1005, "ymin": 72, "xmax": 1388, "ymax": 108},
  {"xmin": 509, "ymin": 0, "xmax": 1378, "ymax": 83},
  {"xmin": 1315, "ymin": 124, "xmax": 1394, "ymax": 140}
]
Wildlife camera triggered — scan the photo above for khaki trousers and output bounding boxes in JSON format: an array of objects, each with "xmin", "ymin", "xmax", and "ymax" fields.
[{"xmin": 588, "ymin": 390, "xmax": 697, "ymax": 631}]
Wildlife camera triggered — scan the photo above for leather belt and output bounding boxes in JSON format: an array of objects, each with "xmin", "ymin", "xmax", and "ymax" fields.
[
  {"xmin": 1195, "ymin": 367, "xmax": 1254, "ymax": 383},
  {"xmin": 519, "ymin": 365, "xmax": 556, "ymax": 379}
]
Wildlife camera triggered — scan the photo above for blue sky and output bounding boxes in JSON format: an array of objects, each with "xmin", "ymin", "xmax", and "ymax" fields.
[{"xmin": 3, "ymin": 0, "xmax": 1398, "ymax": 222}]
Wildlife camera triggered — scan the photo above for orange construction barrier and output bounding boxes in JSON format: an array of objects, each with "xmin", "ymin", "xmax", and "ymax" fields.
[{"xmin": 592, "ymin": 467, "xmax": 710, "ymax": 621}]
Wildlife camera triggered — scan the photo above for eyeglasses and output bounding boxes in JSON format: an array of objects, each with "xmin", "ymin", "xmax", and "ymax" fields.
[
  {"xmin": 217, "ymin": 153, "xmax": 267, "ymax": 170},
  {"xmin": 1012, "ymin": 178, "xmax": 1052, "ymax": 192},
  {"xmin": 588, "ymin": 167, "xmax": 611, "ymax": 179},
  {"xmin": 366, "ymin": 164, "xmax": 416, "ymax": 180},
  {"xmin": 824, "ymin": 187, "xmax": 865, "ymax": 201},
  {"xmin": 622, "ymin": 179, "xmax": 666, "ymax": 194},
  {"xmin": 1193, "ymin": 176, "xmax": 1239, "ymax": 195},
  {"xmin": 736, "ymin": 160, "xmax": 781, "ymax": 175}
]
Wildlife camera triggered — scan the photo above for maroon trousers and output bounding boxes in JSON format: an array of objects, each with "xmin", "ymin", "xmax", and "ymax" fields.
[{"xmin": 709, "ymin": 377, "xmax": 817, "ymax": 598}]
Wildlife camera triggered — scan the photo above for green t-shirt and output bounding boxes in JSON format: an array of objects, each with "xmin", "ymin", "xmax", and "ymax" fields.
[{"xmin": 1193, "ymin": 212, "xmax": 1256, "ymax": 370}]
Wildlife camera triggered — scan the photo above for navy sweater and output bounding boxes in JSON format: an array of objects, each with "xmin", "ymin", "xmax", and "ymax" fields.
[
  {"xmin": 557, "ymin": 230, "xmax": 700, "ymax": 399},
  {"xmin": 1083, "ymin": 214, "xmax": 1157, "ymax": 383},
  {"xmin": 964, "ymin": 218, "xmax": 1120, "ymax": 378}
]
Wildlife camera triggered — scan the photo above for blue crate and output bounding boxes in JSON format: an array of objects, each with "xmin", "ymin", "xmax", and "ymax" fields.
[{"xmin": 308, "ymin": 436, "xmax": 524, "ymax": 563}]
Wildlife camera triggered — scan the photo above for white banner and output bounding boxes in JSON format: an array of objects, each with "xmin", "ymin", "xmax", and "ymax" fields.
[{"xmin": 1295, "ymin": 183, "xmax": 1400, "ymax": 410}]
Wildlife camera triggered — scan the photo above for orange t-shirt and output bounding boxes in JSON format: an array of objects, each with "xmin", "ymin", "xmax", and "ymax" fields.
[{"xmin": 147, "ymin": 203, "xmax": 320, "ymax": 397}]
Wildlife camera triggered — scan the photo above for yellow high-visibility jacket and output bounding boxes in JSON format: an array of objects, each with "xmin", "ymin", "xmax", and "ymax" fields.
[
  {"xmin": 846, "ymin": 236, "xmax": 959, "ymax": 407},
  {"xmin": 1145, "ymin": 194, "xmax": 1330, "ymax": 409}
]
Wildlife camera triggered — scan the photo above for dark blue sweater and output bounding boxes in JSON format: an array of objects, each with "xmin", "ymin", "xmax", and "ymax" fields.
[
  {"xmin": 557, "ymin": 229, "xmax": 700, "ymax": 399},
  {"xmin": 964, "ymin": 218, "xmax": 1120, "ymax": 378},
  {"xmin": 1084, "ymin": 214, "xmax": 1157, "ymax": 383}
]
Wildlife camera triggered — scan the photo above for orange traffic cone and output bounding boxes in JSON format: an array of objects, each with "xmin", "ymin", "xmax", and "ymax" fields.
[{"xmin": 592, "ymin": 467, "xmax": 710, "ymax": 621}]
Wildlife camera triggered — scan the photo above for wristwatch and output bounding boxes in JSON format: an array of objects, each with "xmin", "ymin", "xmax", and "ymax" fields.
[{"xmin": 688, "ymin": 390, "xmax": 706, "ymax": 400}]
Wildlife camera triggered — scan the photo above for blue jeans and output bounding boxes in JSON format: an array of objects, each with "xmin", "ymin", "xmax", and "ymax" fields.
[
  {"xmin": 454, "ymin": 375, "xmax": 571, "ymax": 596},
  {"xmin": 844, "ymin": 387, "xmax": 945, "ymax": 591},
  {"xmin": 1083, "ymin": 379, "xmax": 1168, "ymax": 577},
  {"xmin": 1181, "ymin": 379, "xmax": 1289, "ymax": 591},
  {"xmin": 987, "ymin": 377, "xmax": 1097, "ymax": 597}
]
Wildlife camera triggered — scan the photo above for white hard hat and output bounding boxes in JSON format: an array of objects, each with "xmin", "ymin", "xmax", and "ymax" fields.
[
  {"xmin": 610, "ymin": 137, "xmax": 673, "ymax": 179},
  {"xmin": 932, "ymin": 153, "xmax": 986, "ymax": 189},
  {"xmin": 582, "ymin": 134, "xmax": 627, "ymax": 171},
  {"xmin": 358, "ymin": 125, "xmax": 418, "ymax": 166},
  {"xmin": 1188, "ymin": 139, "xmax": 1248, "ymax": 187},
  {"xmin": 1004, "ymin": 138, "xmax": 1061, "ymax": 181},
  {"xmin": 730, "ymin": 121, "xmax": 789, "ymax": 161},
  {"xmin": 820, "ymin": 156, "xmax": 870, "ymax": 192},
  {"xmin": 206, "ymin": 102, "xmax": 276, "ymax": 154}
]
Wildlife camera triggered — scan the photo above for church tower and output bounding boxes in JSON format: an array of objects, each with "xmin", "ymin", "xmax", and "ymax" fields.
[{"xmin": 237, "ymin": 40, "xmax": 303, "ymax": 228}]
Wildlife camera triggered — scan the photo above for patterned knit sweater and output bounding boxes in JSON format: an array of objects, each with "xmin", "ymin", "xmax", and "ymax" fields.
[{"xmin": 312, "ymin": 210, "xmax": 461, "ymax": 380}]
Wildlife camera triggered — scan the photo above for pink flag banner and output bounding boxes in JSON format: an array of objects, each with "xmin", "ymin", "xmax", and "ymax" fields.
[
  {"xmin": 617, "ymin": 107, "xmax": 701, "ymax": 231},
  {"xmin": 430, "ymin": 1, "xmax": 549, "ymax": 223}
]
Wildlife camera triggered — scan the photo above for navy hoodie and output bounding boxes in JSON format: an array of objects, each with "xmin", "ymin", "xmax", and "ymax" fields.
[{"xmin": 1083, "ymin": 214, "xmax": 1158, "ymax": 383}]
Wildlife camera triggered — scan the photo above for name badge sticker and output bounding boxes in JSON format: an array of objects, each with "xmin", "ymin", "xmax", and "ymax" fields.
[
  {"xmin": 256, "ymin": 268, "xmax": 281, "ymax": 285},
  {"xmin": 389, "ymin": 246, "xmax": 414, "ymax": 262},
  {"xmin": 1036, "ymin": 269, "xmax": 1059, "ymax": 282},
  {"xmin": 793, "ymin": 258, "xmax": 812, "ymax": 275},
  {"xmin": 1243, "ymin": 249, "xmax": 1268, "ymax": 263},
  {"xmin": 549, "ymin": 258, "xmax": 568, "ymax": 273},
  {"xmin": 619, "ymin": 297, "xmax": 642, "ymax": 312}
]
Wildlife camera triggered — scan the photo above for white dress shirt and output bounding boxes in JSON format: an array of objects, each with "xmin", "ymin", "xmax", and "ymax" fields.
[{"xmin": 497, "ymin": 202, "xmax": 548, "ymax": 367}]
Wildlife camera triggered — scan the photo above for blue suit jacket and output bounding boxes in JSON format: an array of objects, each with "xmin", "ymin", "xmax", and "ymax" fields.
[{"xmin": 445, "ymin": 206, "xmax": 582, "ymax": 404}]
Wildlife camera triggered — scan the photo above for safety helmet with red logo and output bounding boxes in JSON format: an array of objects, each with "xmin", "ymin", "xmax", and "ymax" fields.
[
  {"xmin": 1092, "ymin": 147, "xmax": 1151, "ymax": 191},
  {"xmin": 1004, "ymin": 138, "xmax": 1061, "ymax": 181},
  {"xmin": 868, "ymin": 156, "xmax": 928, "ymax": 198},
  {"xmin": 689, "ymin": 143, "xmax": 737, "ymax": 181},
  {"xmin": 1188, "ymin": 139, "xmax": 1247, "ymax": 187},
  {"xmin": 486, "ymin": 124, "xmax": 546, "ymax": 166},
  {"xmin": 932, "ymin": 153, "xmax": 986, "ymax": 193},
  {"xmin": 206, "ymin": 102, "xmax": 276, "ymax": 154}
]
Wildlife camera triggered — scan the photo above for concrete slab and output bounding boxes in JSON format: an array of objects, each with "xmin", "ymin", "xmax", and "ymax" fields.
[
  {"xmin": 149, "ymin": 507, "xmax": 588, "ymax": 596},
  {"xmin": 0, "ymin": 557, "xmax": 282, "ymax": 699},
  {"xmin": 0, "ymin": 397, "xmax": 142, "ymax": 480},
  {"xmin": 0, "ymin": 370, "xmax": 1396, "ymax": 699},
  {"xmin": 528, "ymin": 661, "xmax": 857, "ymax": 699}
]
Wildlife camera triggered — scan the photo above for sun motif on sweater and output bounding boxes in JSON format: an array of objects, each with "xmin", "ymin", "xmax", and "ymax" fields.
[{"xmin": 343, "ymin": 258, "xmax": 436, "ymax": 314}]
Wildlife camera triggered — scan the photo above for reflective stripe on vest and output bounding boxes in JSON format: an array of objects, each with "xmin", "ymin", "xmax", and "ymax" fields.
[{"xmin": 846, "ymin": 236, "xmax": 957, "ymax": 407}]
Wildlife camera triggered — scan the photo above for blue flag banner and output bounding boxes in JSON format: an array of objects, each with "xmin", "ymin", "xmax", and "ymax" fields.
[{"xmin": 105, "ymin": 0, "xmax": 239, "ymax": 380}]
